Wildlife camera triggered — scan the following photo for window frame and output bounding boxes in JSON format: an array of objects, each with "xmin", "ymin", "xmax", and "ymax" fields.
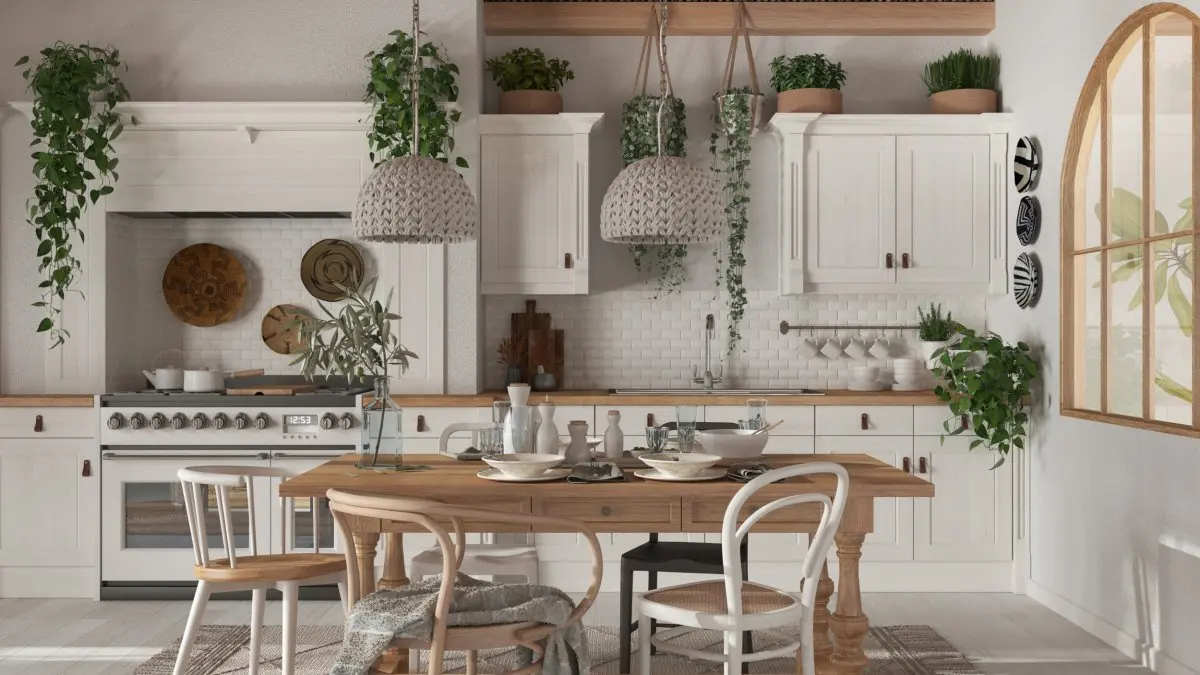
[{"xmin": 1061, "ymin": 3, "xmax": 1200, "ymax": 438}]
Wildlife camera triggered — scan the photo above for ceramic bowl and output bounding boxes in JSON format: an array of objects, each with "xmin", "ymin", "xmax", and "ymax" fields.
[
  {"xmin": 482, "ymin": 453, "xmax": 565, "ymax": 479},
  {"xmin": 851, "ymin": 366, "xmax": 880, "ymax": 382},
  {"xmin": 893, "ymin": 358, "xmax": 923, "ymax": 371},
  {"xmin": 638, "ymin": 452, "xmax": 722, "ymax": 478},
  {"xmin": 696, "ymin": 429, "xmax": 769, "ymax": 465}
]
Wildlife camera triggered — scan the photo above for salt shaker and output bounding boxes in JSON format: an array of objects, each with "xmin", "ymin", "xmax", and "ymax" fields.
[
  {"xmin": 604, "ymin": 410, "xmax": 624, "ymax": 459},
  {"xmin": 564, "ymin": 421, "xmax": 592, "ymax": 465}
]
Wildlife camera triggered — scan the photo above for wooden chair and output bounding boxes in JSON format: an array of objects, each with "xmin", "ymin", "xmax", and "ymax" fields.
[
  {"xmin": 172, "ymin": 466, "xmax": 348, "ymax": 675},
  {"xmin": 326, "ymin": 489, "xmax": 604, "ymax": 675},
  {"xmin": 633, "ymin": 462, "xmax": 850, "ymax": 675}
]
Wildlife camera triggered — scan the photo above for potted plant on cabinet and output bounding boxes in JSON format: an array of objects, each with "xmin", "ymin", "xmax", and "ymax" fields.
[
  {"xmin": 917, "ymin": 303, "xmax": 957, "ymax": 368},
  {"xmin": 922, "ymin": 48, "xmax": 1000, "ymax": 114},
  {"xmin": 769, "ymin": 53, "xmax": 847, "ymax": 114},
  {"xmin": 486, "ymin": 47, "xmax": 575, "ymax": 114}
]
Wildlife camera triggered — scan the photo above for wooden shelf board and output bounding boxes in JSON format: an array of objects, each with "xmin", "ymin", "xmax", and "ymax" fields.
[{"xmin": 483, "ymin": 2, "xmax": 995, "ymax": 37}]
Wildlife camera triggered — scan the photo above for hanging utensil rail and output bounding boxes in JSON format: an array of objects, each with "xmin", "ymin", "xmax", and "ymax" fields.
[{"xmin": 779, "ymin": 321, "xmax": 920, "ymax": 335}]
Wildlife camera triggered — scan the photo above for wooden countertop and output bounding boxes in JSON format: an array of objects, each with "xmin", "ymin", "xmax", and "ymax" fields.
[
  {"xmin": 0, "ymin": 395, "xmax": 94, "ymax": 408},
  {"xmin": 384, "ymin": 389, "xmax": 945, "ymax": 407}
]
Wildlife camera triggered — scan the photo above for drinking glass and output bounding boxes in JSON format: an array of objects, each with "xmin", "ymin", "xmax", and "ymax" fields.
[
  {"xmin": 478, "ymin": 426, "xmax": 504, "ymax": 456},
  {"xmin": 747, "ymin": 398, "xmax": 768, "ymax": 428},
  {"xmin": 739, "ymin": 418, "xmax": 766, "ymax": 431},
  {"xmin": 675, "ymin": 404, "xmax": 698, "ymax": 452},
  {"xmin": 492, "ymin": 401, "xmax": 512, "ymax": 426},
  {"xmin": 644, "ymin": 426, "xmax": 670, "ymax": 452}
]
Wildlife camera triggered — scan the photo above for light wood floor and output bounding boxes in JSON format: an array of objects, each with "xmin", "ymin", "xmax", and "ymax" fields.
[{"xmin": 0, "ymin": 593, "xmax": 1150, "ymax": 675}]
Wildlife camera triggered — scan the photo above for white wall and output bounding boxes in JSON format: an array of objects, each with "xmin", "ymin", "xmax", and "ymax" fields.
[{"xmin": 991, "ymin": 2, "xmax": 1200, "ymax": 673}]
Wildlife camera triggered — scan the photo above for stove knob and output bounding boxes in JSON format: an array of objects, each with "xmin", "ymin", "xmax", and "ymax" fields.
[
  {"xmin": 107, "ymin": 413, "xmax": 125, "ymax": 430},
  {"xmin": 191, "ymin": 413, "xmax": 208, "ymax": 430},
  {"xmin": 150, "ymin": 413, "xmax": 167, "ymax": 430},
  {"xmin": 253, "ymin": 413, "xmax": 269, "ymax": 430},
  {"xmin": 234, "ymin": 413, "xmax": 250, "ymax": 430},
  {"xmin": 129, "ymin": 413, "xmax": 146, "ymax": 430},
  {"xmin": 212, "ymin": 413, "xmax": 229, "ymax": 430},
  {"xmin": 339, "ymin": 413, "xmax": 355, "ymax": 430},
  {"xmin": 171, "ymin": 413, "xmax": 188, "ymax": 430},
  {"xmin": 320, "ymin": 413, "xmax": 337, "ymax": 430}
]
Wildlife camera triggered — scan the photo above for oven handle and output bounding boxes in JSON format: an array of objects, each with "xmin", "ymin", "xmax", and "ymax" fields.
[{"xmin": 102, "ymin": 452, "xmax": 271, "ymax": 461}]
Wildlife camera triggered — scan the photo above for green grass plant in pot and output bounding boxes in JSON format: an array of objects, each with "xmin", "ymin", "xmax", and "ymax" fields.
[
  {"xmin": 922, "ymin": 48, "xmax": 1000, "ymax": 114},
  {"xmin": 486, "ymin": 47, "xmax": 574, "ymax": 114},
  {"xmin": 917, "ymin": 303, "xmax": 958, "ymax": 368},
  {"xmin": 769, "ymin": 53, "xmax": 847, "ymax": 114}
]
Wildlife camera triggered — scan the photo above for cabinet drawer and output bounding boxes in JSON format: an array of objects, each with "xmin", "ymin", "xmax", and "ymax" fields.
[
  {"xmin": 547, "ymin": 406, "xmax": 595, "ymax": 431},
  {"xmin": 914, "ymin": 406, "xmax": 969, "ymax": 436},
  {"xmin": 388, "ymin": 407, "xmax": 485, "ymax": 439},
  {"xmin": 705, "ymin": 405, "xmax": 815, "ymax": 435},
  {"xmin": 609, "ymin": 406, "xmax": 678, "ymax": 436},
  {"xmin": 0, "ymin": 408, "xmax": 94, "ymax": 438},
  {"xmin": 816, "ymin": 406, "xmax": 913, "ymax": 436},
  {"xmin": 684, "ymin": 499, "xmax": 824, "ymax": 533},
  {"xmin": 533, "ymin": 497, "xmax": 681, "ymax": 532}
]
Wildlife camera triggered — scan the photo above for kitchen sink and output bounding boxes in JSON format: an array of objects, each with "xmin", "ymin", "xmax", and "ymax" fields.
[{"xmin": 612, "ymin": 388, "xmax": 825, "ymax": 396}]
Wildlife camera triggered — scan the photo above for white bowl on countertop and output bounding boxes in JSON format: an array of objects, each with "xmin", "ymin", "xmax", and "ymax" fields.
[
  {"xmin": 638, "ymin": 452, "xmax": 722, "ymax": 478},
  {"xmin": 696, "ymin": 429, "xmax": 769, "ymax": 465},
  {"xmin": 482, "ymin": 453, "xmax": 565, "ymax": 479}
]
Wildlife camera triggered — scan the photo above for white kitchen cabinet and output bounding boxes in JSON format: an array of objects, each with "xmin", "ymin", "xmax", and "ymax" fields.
[
  {"xmin": 704, "ymin": 405, "xmax": 814, "ymax": 454},
  {"xmin": 816, "ymin": 436, "xmax": 914, "ymax": 562},
  {"xmin": 0, "ymin": 438, "xmax": 97, "ymax": 569},
  {"xmin": 480, "ymin": 114, "xmax": 604, "ymax": 295},
  {"xmin": 769, "ymin": 114, "xmax": 1012, "ymax": 295},
  {"xmin": 913, "ymin": 436, "xmax": 1013, "ymax": 562}
]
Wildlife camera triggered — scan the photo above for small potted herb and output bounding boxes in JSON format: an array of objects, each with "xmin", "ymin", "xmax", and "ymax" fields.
[
  {"xmin": 917, "ymin": 303, "xmax": 958, "ymax": 368},
  {"xmin": 486, "ymin": 47, "xmax": 574, "ymax": 114},
  {"xmin": 769, "ymin": 53, "xmax": 847, "ymax": 114},
  {"xmin": 922, "ymin": 48, "xmax": 1000, "ymax": 114}
]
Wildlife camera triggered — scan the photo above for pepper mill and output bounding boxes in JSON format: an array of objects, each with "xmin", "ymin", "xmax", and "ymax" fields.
[{"xmin": 564, "ymin": 420, "xmax": 592, "ymax": 465}]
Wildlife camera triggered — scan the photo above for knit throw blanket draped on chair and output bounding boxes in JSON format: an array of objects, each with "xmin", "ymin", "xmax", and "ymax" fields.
[{"xmin": 330, "ymin": 573, "xmax": 589, "ymax": 675}]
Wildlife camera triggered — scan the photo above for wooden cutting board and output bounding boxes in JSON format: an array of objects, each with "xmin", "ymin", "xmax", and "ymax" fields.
[
  {"xmin": 225, "ymin": 384, "xmax": 318, "ymax": 396},
  {"xmin": 510, "ymin": 299, "xmax": 550, "ymax": 380},
  {"xmin": 528, "ymin": 328, "xmax": 565, "ymax": 390}
]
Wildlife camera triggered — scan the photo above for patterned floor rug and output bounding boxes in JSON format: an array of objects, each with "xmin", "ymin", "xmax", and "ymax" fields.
[{"xmin": 136, "ymin": 623, "xmax": 980, "ymax": 674}]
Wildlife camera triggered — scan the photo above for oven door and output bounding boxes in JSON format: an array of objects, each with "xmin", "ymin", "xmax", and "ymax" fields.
[{"xmin": 101, "ymin": 449, "xmax": 273, "ymax": 582}]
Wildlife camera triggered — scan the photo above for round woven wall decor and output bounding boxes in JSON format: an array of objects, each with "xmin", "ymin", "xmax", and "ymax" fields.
[
  {"xmin": 261, "ymin": 304, "xmax": 311, "ymax": 355},
  {"xmin": 301, "ymin": 239, "xmax": 363, "ymax": 301},
  {"xmin": 161, "ymin": 243, "xmax": 247, "ymax": 327}
]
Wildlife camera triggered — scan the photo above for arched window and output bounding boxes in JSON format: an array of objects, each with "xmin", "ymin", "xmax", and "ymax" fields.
[{"xmin": 1063, "ymin": 4, "xmax": 1200, "ymax": 436}]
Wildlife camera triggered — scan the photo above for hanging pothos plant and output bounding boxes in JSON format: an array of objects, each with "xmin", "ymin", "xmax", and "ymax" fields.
[
  {"xmin": 16, "ymin": 43, "xmax": 132, "ymax": 348},
  {"xmin": 365, "ymin": 30, "xmax": 466, "ymax": 168},
  {"xmin": 621, "ymin": 94, "xmax": 689, "ymax": 297},
  {"xmin": 710, "ymin": 87, "xmax": 754, "ymax": 352}
]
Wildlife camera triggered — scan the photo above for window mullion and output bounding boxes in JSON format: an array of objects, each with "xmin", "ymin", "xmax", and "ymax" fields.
[
  {"xmin": 1192, "ymin": 25, "xmax": 1200, "ymax": 430},
  {"xmin": 1143, "ymin": 24, "xmax": 1156, "ymax": 421},
  {"xmin": 1101, "ymin": 76, "xmax": 1112, "ymax": 414}
]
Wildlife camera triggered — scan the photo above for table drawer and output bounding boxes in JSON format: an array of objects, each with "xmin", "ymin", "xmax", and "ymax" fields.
[
  {"xmin": 705, "ymin": 405, "xmax": 814, "ymax": 435},
  {"xmin": 387, "ymin": 498, "xmax": 533, "ymax": 533},
  {"xmin": 914, "ymin": 406, "xmax": 970, "ymax": 436},
  {"xmin": 684, "ymin": 498, "xmax": 825, "ymax": 533},
  {"xmin": 816, "ymin": 406, "xmax": 913, "ymax": 436},
  {"xmin": 533, "ymin": 497, "xmax": 681, "ymax": 532},
  {"xmin": 0, "ymin": 408, "xmax": 94, "ymax": 438}
]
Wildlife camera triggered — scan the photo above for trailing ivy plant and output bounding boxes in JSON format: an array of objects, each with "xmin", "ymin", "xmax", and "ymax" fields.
[
  {"xmin": 621, "ymin": 94, "xmax": 689, "ymax": 296},
  {"xmin": 16, "ymin": 43, "xmax": 132, "ymax": 348},
  {"xmin": 365, "ymin": 30, "xmax": 466, "ymax": 168},
  {"xmin": 486, "ymin": 48, "xmax": 574, "ymax": 92},
  {"xmin": 710, "ymin": 87, "xmax": 753, "ymax": 352}
]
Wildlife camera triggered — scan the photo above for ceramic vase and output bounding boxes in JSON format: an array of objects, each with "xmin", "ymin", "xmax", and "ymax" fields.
[
  {"xmin": 359, "ymin": 377, "xmax": 403, "ymax": 469},
  {"xmin": 536, "ymin": 400, "xmax": 560, "ymax": 455},
  {"xmin": 604, "ymin": 410, "xmax": 624, "ymax": 459},
  {"xmin": 564, "ymin": 421, "xmax": 592, "ymax": 464}
]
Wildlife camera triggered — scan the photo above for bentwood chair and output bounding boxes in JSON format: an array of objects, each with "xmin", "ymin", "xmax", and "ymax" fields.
[
  {"xmin": 634, "ymin": 462, "xmax": 850, "ymax": 675},
  {"xmin": 172, "ymin": 467, "xmax": 348, "ymax": 675},
  {"xmin": 326, "ymin": 489, "xmax": 604, "ymax": 675}
]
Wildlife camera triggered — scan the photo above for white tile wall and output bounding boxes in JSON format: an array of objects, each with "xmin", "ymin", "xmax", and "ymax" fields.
[{"xmin": 484, "ymin": 291, "xmax": 986, "ymax": 390}]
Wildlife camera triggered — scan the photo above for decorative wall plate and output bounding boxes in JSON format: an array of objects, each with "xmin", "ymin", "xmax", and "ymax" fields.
[
  {"xmin": 162, "ymin": 243, "xmax": 247, "ymax": 327},
  {"xmin": 1013, "ymin": 252, "xmax": 1042, "ymax": 309},
  {"xmin": 300, "ymin": 239, "xmax": 363, "ymax": 301},
  {"xmin": 261, "ymin": 304, "xmax": 311, "ymax": 355},
  {"xmin": 1016, "ymin": 195, "xmax": 1041, "ymax": 246},
  {"xmin": 1014, "ymin": 136, "xmax": 1041, "ymax": 193}
]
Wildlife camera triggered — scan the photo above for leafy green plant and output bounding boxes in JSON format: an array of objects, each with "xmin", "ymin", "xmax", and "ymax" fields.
[
  {"xmin": 931, "ymin": 325, "xmax": 1039, "ymax": 469},
  {"xmin": 486, "ymin": 47, "xmax": 574, "ymax": 92},
  {"xmin": 16, "ymin": 43, "xmax": 132, "ymax": 348},
  {"xmin": 365, "ymin": 30, "xmax": 466, "ymax": 169},
  {"xmin": 710, "ymin": 87, "xmax": 754, "ymax": 352},
  {"xmin": 769, "ymin": 54, "xmax": 847, "ymax": 92},
  {"xmin": 917, "ymin": 303, "xmax": 956, "ymax": 342},
  {"xmin": 621, "ymin": 94, "xmax": 689, "ymax": 296},
  {"xmin": 921, "ymin": 48, "xmax": 1000, "ymax": 95}
]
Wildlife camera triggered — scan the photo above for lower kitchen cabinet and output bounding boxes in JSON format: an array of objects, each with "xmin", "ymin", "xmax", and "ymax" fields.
[
  {"xmin": 816, "ymin": 436, "xmax": 914, "ymax": 562},
  {"xmin": 913, "ymin": 436, "xmax": 1013, "ymax": 562}
]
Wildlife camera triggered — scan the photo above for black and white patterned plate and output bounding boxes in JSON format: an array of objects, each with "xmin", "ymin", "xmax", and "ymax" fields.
[
  {"xmin": 1014, "ymin": 137, "xmax": 1041, "ymax": 193},
  {"xmin": 1014, "ymin": 252, "xmax": 1042, "ymax": 309},
  {"xmin": 1017, "ymin": 196, "xmax": 1041, "ymax": 246}
]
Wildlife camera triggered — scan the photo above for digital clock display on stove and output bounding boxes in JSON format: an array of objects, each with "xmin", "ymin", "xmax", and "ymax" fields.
[{"xmin": 284, "ymin": 414, "xmax": 319, "ymax": 433}]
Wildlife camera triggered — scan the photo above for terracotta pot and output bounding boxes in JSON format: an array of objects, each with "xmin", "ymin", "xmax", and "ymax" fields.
[
  {"xmin": 929, "ymin": 89, "xmax": 998, "ymax": 114},
  {"xmin": 777, "ymin": 88, "xmax": 843, "ymax": 114},
  {"xmin": 499, "ymin": 90, "xmax": 563, "ymax": 115}
]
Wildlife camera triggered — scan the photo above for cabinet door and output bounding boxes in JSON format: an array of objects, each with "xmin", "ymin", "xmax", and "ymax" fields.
[
  {"xmin": 896, "ymin": 135, "xmax": 991, "ymax": 284},
  {"xmin": 0, "ymin": 439, "xmax": 97, "ymax": 567},
  {"xmin": 804, "ymin": 135, "xmax": 897, "ymax": 284},
  {"xmin": 913, "ymin": 436, "xmax": 1012, "ymax": 561},
  {"xmin": 481, "ymin": 134, "xmax": 583, "ymax": 294},
  {"xmin": 816, "ymin": 436, "xmax": 914, "ymax": 562}
]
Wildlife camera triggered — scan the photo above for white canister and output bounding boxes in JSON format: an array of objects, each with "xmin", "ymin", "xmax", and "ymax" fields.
[
  {"xmin": 535, "ymin": 400, "xmax": 560, "ymax": 455},
  {"xmin": 564, "ymin": 421, "xmax": 592, "ymax": 464},
  {"xmin": 603, "ymin": 410, "xmax": 624, "ymax": 459}
]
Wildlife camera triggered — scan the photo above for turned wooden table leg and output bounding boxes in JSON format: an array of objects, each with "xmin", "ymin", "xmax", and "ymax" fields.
[
  {"xmin": 373, "ymin": 532, "xmax": 410, "ymax": 674},
  {"xmin": 351, "ymin": 532, "xmax": 380, "ymax": 597},
  {"xmin": 830, "ymin": 533, "xmax": 869, "ymax": 675},
  {"xmin": 801, "ymin": 560, "xmax": 836, "ymax": 674}
]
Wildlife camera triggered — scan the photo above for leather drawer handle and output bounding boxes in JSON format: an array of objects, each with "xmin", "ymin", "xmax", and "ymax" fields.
[
  {"xmin": 81, "ymin": 459, "xmax": 92, "ymax": 477},
  {"xmin": 860, "ymin": 413, "xmax": 869, "ymax": 431},
  {"xmin": 646, "ymin": 413, "xmax": 655, "ymax": 427},
  {"xmin": 902, "ymin": 457, "xmax": 911, "ymax": 473},
  {"xmin": 564, "ymin": 253, "xmax": 574, "ymax": 269},
  {"xmin": 417, "ymin": 415, "xmax": 428, "ymax": 433},
  {"xmin": 961, "ymin": 414, "xmax": 970, "ymax": 431},
  {"xmin": 600, "ymin": 506, "xmax": 613, "ymax": 516},
  {"xmin": 885, "ymin": 253, "xmax": 893, "ymax": 269},
  {"xmin": 901, "ymin": 253, "xmax": 910, "ymax": 269},
  {"xmin": 918, "ymin": 457, "xmax": 928, "ymax": 474},
  {"xmin": 34, "ymin": 414, "xmax": 43, "ymax": 433}
]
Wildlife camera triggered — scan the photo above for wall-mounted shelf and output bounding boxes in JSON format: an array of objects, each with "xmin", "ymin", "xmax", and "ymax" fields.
[
  {"xmin": 483, "ymin": 2, "xmax": 995, "ymax": 37},
  {"xmin": 780, "ymin": 322, "xmax": 919, "ymax": 335}
]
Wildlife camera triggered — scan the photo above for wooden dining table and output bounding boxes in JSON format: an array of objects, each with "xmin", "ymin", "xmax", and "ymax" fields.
[{"xmin": 279, "ymin": 453, "xmax": 934, "ymax": 675}]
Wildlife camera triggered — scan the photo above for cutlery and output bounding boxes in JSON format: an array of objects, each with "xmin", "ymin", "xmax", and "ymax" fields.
[{"xmin": 752, "ymin": 420, "xmax": 784, "ymax": 435}]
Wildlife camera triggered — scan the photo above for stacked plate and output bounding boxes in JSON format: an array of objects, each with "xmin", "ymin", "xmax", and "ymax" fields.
[
  {"xmin": 892, "ymin": 358, "xmax": 933, "ymax": 391},
  {"xmin": 849, "ymin": 366, "xmax": 884, "ymax": 392}
]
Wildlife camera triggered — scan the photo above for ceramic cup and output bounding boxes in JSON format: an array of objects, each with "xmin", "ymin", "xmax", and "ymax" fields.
[
  {"xmin": 869, "ymin": 337, "xmax": 893, "ymax": 359},
  {"xmin": 820, "ymin": 337, "xmax": 845, "ymax": 359},
  {"xmin": 797, "ymin": 337, "xmax": 821, "ymax": 358},
  {"xmin": 844, "ymin": 337, "xmax": 869, "ymax": 360}
]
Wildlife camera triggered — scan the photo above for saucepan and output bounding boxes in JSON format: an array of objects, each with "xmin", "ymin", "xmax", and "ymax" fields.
[{"xmin": 183, "ymin": 368, "xmax": 265, "ymax": 392}]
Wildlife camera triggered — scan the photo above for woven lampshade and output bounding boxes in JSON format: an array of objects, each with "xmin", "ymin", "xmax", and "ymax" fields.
[
  {"xmin": 353, "ymin": 155, "xmax": 478, "ymax": 244},
  {"xmin": 600, "ymin": 156, "xmax": 724, "ymax": 245}
]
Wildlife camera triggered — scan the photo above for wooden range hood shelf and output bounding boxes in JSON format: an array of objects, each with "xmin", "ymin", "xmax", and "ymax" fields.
[{"xmin": 483, "ymin": 1, "xmax": 995, "ymax": 37}]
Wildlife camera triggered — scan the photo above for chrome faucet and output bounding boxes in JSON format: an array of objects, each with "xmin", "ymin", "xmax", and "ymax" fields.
[{"xmin": 692, "ymin": 314, "xmax": 724, "ymax": 390}]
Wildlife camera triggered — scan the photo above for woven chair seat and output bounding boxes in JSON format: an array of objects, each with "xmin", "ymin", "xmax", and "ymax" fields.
[{"xmin": 643, "ymin": 580, "xmax": 796, "ymax": 615}]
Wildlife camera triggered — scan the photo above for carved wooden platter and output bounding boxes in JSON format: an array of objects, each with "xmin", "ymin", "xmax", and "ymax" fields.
[{"xmin": 161, "ymin": 243, "xmax": 247, "ymax": 327}]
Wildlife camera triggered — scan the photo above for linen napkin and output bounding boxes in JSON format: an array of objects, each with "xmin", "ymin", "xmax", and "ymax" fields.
[
  {"xmin": 726, "ymin": 462, "xmax": 773, "ymax": 482},
  {"xmin": 566, "ymin": 462, "xmax": 625, "ymax": 483}
]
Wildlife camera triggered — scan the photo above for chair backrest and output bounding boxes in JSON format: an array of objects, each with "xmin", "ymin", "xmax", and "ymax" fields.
[
  {"xmin": 720, "ymin": 462, "xmax": 849, "ymax": 617},
  {"xmin": 177, "ymin": 465, "xmax": 300, "ymax": 569},
  {"xmin": 438, "ymin": 422, "xmax": 496, "ymax": 455}
]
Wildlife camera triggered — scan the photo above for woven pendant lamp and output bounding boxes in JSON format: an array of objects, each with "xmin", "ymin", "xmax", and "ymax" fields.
[
  {"xmin": 353, "ymin": 0, "xmax": 477, "ymax": 244},
  {"xmin": 601, "ymin": 1, "xmax": 722, "ymax": 246}
]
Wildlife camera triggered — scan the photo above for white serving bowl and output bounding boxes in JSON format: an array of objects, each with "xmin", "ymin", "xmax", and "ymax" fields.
[
  {"xmin": 638, "ymin": 452, "xmax": 722, "ymax": 478},
  {"xmin": 482, "ymin": 453, "xmax": 565, "ymax": 479},
  {"xmin": 696, "ymin": 429, "xmax": 769, "ymax": 465}
]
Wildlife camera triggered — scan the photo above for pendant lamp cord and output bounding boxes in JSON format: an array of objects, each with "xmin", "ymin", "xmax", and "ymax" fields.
[
  {"xmin": 410, "ymin": 0, "xmax": 421, "ymax": 158},
  {"xmin": 655, "ymin": 0, "xmax": 669, "ymax": 157}
]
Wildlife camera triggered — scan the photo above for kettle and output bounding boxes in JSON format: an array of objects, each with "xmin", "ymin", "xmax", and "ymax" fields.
[{"xmin": 143, "ymin": 367, "xmax": 184, "ymax": 390}]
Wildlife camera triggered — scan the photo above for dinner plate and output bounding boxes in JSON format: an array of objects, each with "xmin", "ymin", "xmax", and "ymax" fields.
[
  {"xmin": 848, "ymin": 381, "xmax": 886, "ymax": 392},
  {"xmin": 891, "ymin": 382, "xmax": 934, "ymax": 392},
  {"xmin": 478, "ymin": 467, "xmax": 571, "ymax": 483},
  {"xmin": 634, "ymin": 468, "xmax": 726, "ymax": 482}
]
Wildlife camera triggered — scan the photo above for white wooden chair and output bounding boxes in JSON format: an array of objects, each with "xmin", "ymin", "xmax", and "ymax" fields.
[
  {"xmin": 633, "ymin": 462, "xmax": 850, "ymax": 675},
  {"xmin": 172, "ymin": 466, "xmax": 348, "ymax": 675}
]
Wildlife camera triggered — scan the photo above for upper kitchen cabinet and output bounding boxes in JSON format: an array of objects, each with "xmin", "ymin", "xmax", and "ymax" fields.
[
  {"xmin": 769, "ymin": 114, "xmax": 1013, "ymax": 296},
  {"xmin": 480, "ymin": 114, "xmax": 603, "ymax": 295}
]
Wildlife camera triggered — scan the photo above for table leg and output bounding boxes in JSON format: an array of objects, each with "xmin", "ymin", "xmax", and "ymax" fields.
[
  {"xmin": 373, "ymin": 533, "xmax": 410, "ymax": 674},
  {"xmin": 351, "ymin": 532, "xmax": 380, "ymax": 597},
  {"xmin": 830, "ymin": 533, "xmax": 869, "ymax": 675},
  {"xmin": 802, "ymin": 560, "xmax": 836, "ymax": 675}
]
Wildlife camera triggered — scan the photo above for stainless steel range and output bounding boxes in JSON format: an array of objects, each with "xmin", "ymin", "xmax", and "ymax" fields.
[{"xmin": 99, "ymin": 376, "xmax": 369, "ymax": 591}]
